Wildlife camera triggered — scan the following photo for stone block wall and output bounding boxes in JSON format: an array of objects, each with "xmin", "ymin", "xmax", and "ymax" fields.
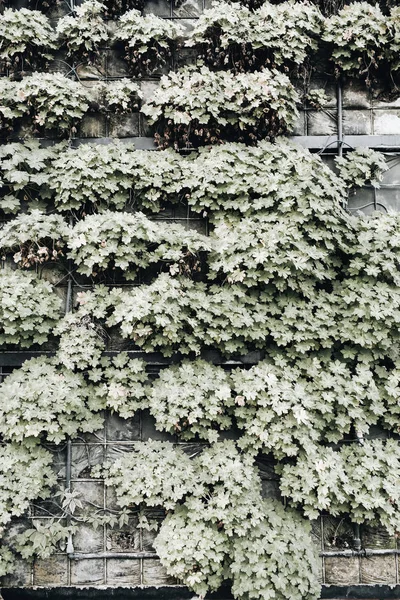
[{"xmin": 2, "ymin": 0, "xmax": 400, "ymax": 595}]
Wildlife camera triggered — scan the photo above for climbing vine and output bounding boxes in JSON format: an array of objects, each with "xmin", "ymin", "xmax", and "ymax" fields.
[
  {"xmin": 116, "ymin": 9, "xmax": 184, "ymax": 77},
  {"xmin": 141, "ymin": 66, "xmax": 299, "ymax": 148},
  {"xmin": 1, "ymin": 1, "xmax": 400, "ymax": 598},
  {"xmin": 0, "ymin": 8, "xmax": 56, "ymax": 74}
]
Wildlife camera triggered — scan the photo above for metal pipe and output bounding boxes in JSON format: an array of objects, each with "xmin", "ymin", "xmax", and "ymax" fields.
[
  {"xmin": 353, "ymin": 523, "xmax": 362, "ymax": 552},
  {"xmin": 65, "ymin": 438, "xmax": 74, "ymax": 555},
  {"xmin": 67, "ymin": 549, "xmax": 400, "ymax": 561},
  {"xmin": 337, "ymin": 79, "xmax": 343, "ymax": 157},
  {"xmin": 69, "ymin": 552, "xmax": 158, "ymax": 560},
  {"xmin": 322, "ymin": 549, "xmax": 400, "ymax": 557}
]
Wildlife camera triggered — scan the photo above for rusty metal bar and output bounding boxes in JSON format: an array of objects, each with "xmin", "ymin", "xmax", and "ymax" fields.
[{"xmin": 69, "ymin": 552, "xmax": 158, "ymax": 559}]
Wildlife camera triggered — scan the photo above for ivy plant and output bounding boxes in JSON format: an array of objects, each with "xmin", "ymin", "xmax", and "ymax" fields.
[
  {"xmin": 230, "ymin": 354, "xmax": 383, "ymax": 458},
  {"xmin": 0, "ymin": 210, "xmax": 69, "ymax": 267},
  {"xmin": 0, "ymin": 269, "xmax": 62, "ymax": 346},
  {"xmin": 54, "ymin": 313, "xmax": 107, "ymax": 371},
  {"xmin": 278, "ymin": 439, "xmax": 400, "ymax": 535},
  {"xmin": 116, "ymin": 9, "xmax": 184, "ymax": 77},
  {"xmin": 182, "ymin": 138, "xmax": 346, "ymax": 217},
  {"xmin": 102, "ymin": 274, "xmax": 267, "ymax": 356},
  {"xmin": 335, "ymin": 148, "xmax": 388, "ymax": 189},
  {"xmin": 97, "ymin": 79, "xmax": 142, "ymax": 115},
  {"xmin": 153, "ymin": 442, "xmax": 320, "ymax": 600},
  {"xmin": 230, "ymin": 499, "xmax": 320, "ymax": 600},
  {"xmin": 67, "ymin": 210, "xmax": 209, "ymax": 279},
  {"xmin": 0, "ymin": 141, "xmax": 63, "ymax": 214},
  {"xmin": 207, "ymin": 211, "xmax": 346, "ymax": 294},
  {"xmin": 88, "ymin": 353, "xmax": 147, "ymax": 418},
  {"xmin": 187, "ymin": 1, "xmax": 322, "ymax": 72},
  {"xmin": 156, "ymin": 501, "xmax": 231, "ymax": 595},
  {"xmin": 0, "ymin": 8, "xmax": 56, "ymax": 74},
  {"xmin": 148, "ymin": 359, "xmax": 234, "ymax": 442},
  {"xmin": 0, "ymin": 357, "xmax": 104, "ymax": 444},
  {"xmin": 0, "ymin": 442, "xmax": 56, "ymax": 526},
  {"xmin": 0, "ymin": 73, "xmax": 93, "ymax": 137},
  {"xmin": 322, "ymin": 2, "xmax": 389, "ymax": 84},
  {"xmin": 45, "ymin": 142, "xmax": 183, "ymax": 212},
  {"xmin": 101, "ymin": 440, "xmax": 198, "ymax": 510},
  {"xmin": 345, "ymin": 211, "xmax": 400, "ymax": 288},
  {"xmin": 141, "ymin": 66, "xmax": 299, "ymax": 148},
  {"xmin": 57, "ymin": 1, "xmax": 109, "ymax": 65}
]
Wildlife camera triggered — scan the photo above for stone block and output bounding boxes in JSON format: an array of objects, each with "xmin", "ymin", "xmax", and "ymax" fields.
[
  {"xmin": 174, "ymin": 47, "xmax": 198, "ymax": 70},
  {"xmin": 71, "ymin": 444, "xmax": 105, "ymax": 479},
  {"xmin": 33, "ymin": 555, "xmax": 68, "ymax": 585},
  {"xmin": 362, "ymin": 524, "xmax": 396, "ymax": 550},
  {"xmin": 106, "ymin": 558, "xmax": 141, "ymax": 585},
  {"xmin": 139, "ymin": 113, "xmax": 155, "ymax": 138},
  {"xmin": 70, "ymin": 558, "xmax": 105, "ymax": 584},
  {"xmin": 106, "ymin": 412, "xmax": 141, "ymax": 442},
  {"xmin": 342, "ymin": 81, "xmax": 371, "ymax": 109},
  {"xmin": 141, "ymin": 410, "xmax": 176, "ymax": 441},
  {"xmin": 360, "ymin": 555, "xmax": 397, "ymax": 584},
  {"xmin": 74, "ymin": 523, "xmax": 105, "ymax": 553},
  {"xmin": 106, "ymin": 480, "xmax": 123, "ymax": 511},
  {"xmin": 307, "ymin": 110, "xmax": 337, "ymax": 136},
  {"xmin": 322, "ymin": 516, "xmax": 354, "ymax": 551},
  {"xmin": 71, "ymin": 481, "xmax": 105, "ymax": 515},
  {"xmin": 142, "ymin": 558, "xmax": 176, "ymax": 584},
  {"xmin": 108, "ymin": 113, "xmax": 140, "ymax": 137},
  {"xmin": 144, "ymin": 0, "xmax": 171, "ymax": 17},
  {"xmin": 375, "ymin": 188, "xmax": 400, "ymax": 213},
  {"xmin": 1, "ymin": 558, "xmax": 32, "ymax": 587},
  {"xmin": 79, "ymin": 114, "xmax": 107, "ymax": 138},
  {"xmin": 373, "ymin": 109, "xmax": 400, "ymax": 134},
  {"xmin": 347, "ymin": 187, "xmax": 376, "ymax": 215},
  {"xmin": 324, "ymin": 557, "xmax": 360, "ymax": 584},
  {"xmin": 292, "ymin": 112, "xmax": 306, "ymax": 136},
  {"xmin": 343, "ymin": 110, "xmax": 372, "ymax": 135},
  {"xmin": 106, "ymin": 517, "xmax": 141, "ymax": 552},
  {"xmin": 107, "ymin": 48, "xmax": 130, "ymax": 78},
  {"xmin": 48, "ymin": 52, "xmax": 72, "ymax": 76},
  {"xmin": 372, "ymin": 88, "xmax": 400, "ymax": 109},
  {"xmin": 173, "ymin": 0, "xmax": 203, "ymax": 17},
  {"xmin": 76, "ymin": 54, "xmax": 107, "ymax": 81}
]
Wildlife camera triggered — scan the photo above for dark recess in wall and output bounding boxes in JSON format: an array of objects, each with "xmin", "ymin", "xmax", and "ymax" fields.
[{"xmin": 3, "ymin": 585, "xmax": 400, "ymax": 600}]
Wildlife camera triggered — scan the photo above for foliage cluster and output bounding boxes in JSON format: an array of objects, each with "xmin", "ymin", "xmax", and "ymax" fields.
[
  {"xmin": 102, "ymin": 441, "xmax": 321, "ymax": 600},
  {"xmin": 116, "ymin": 9, "xmax": 184, "ymax": 77},
  {"xmin": 0, "ymin": 269, "xmax": 61, "ymax": 347},
  {"xmin": 322, "ymin": 1, "xmax": 400, "ymax": 84},
  {"xmin": 142, "ymin": 66, "xmax": 299, "ymax": 148},
  {"xmin": 0, "ymin": 8, "xmax": 56, "ymax": 74},
  {"xmin": 0, "ymin": 443, "xmax": 56, "ymax": 527},
  {"xmin": 278, "ymin": 440, "xmax": 400, "ymax": 534},
  {"xmin": 36, "ymin": 142, "xmax": 182, "ymax": 213},
  {"xmin": 67, "ymin": 210, "xmax": 210, "ymax": 278},
  {"xmin": 0, "ymin": 357, "xmax": 103, "ymax": 443},
  {"xmin": 187, "ymin": 1, "xmax": 322, "ymax": 71},
  {"xmin": 0, "ymin": 73, "xmax": 92, "ymax": 137},
  {"xmin": 56, "ymin": 0, "xmax": 108, "ymax": 64}
]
